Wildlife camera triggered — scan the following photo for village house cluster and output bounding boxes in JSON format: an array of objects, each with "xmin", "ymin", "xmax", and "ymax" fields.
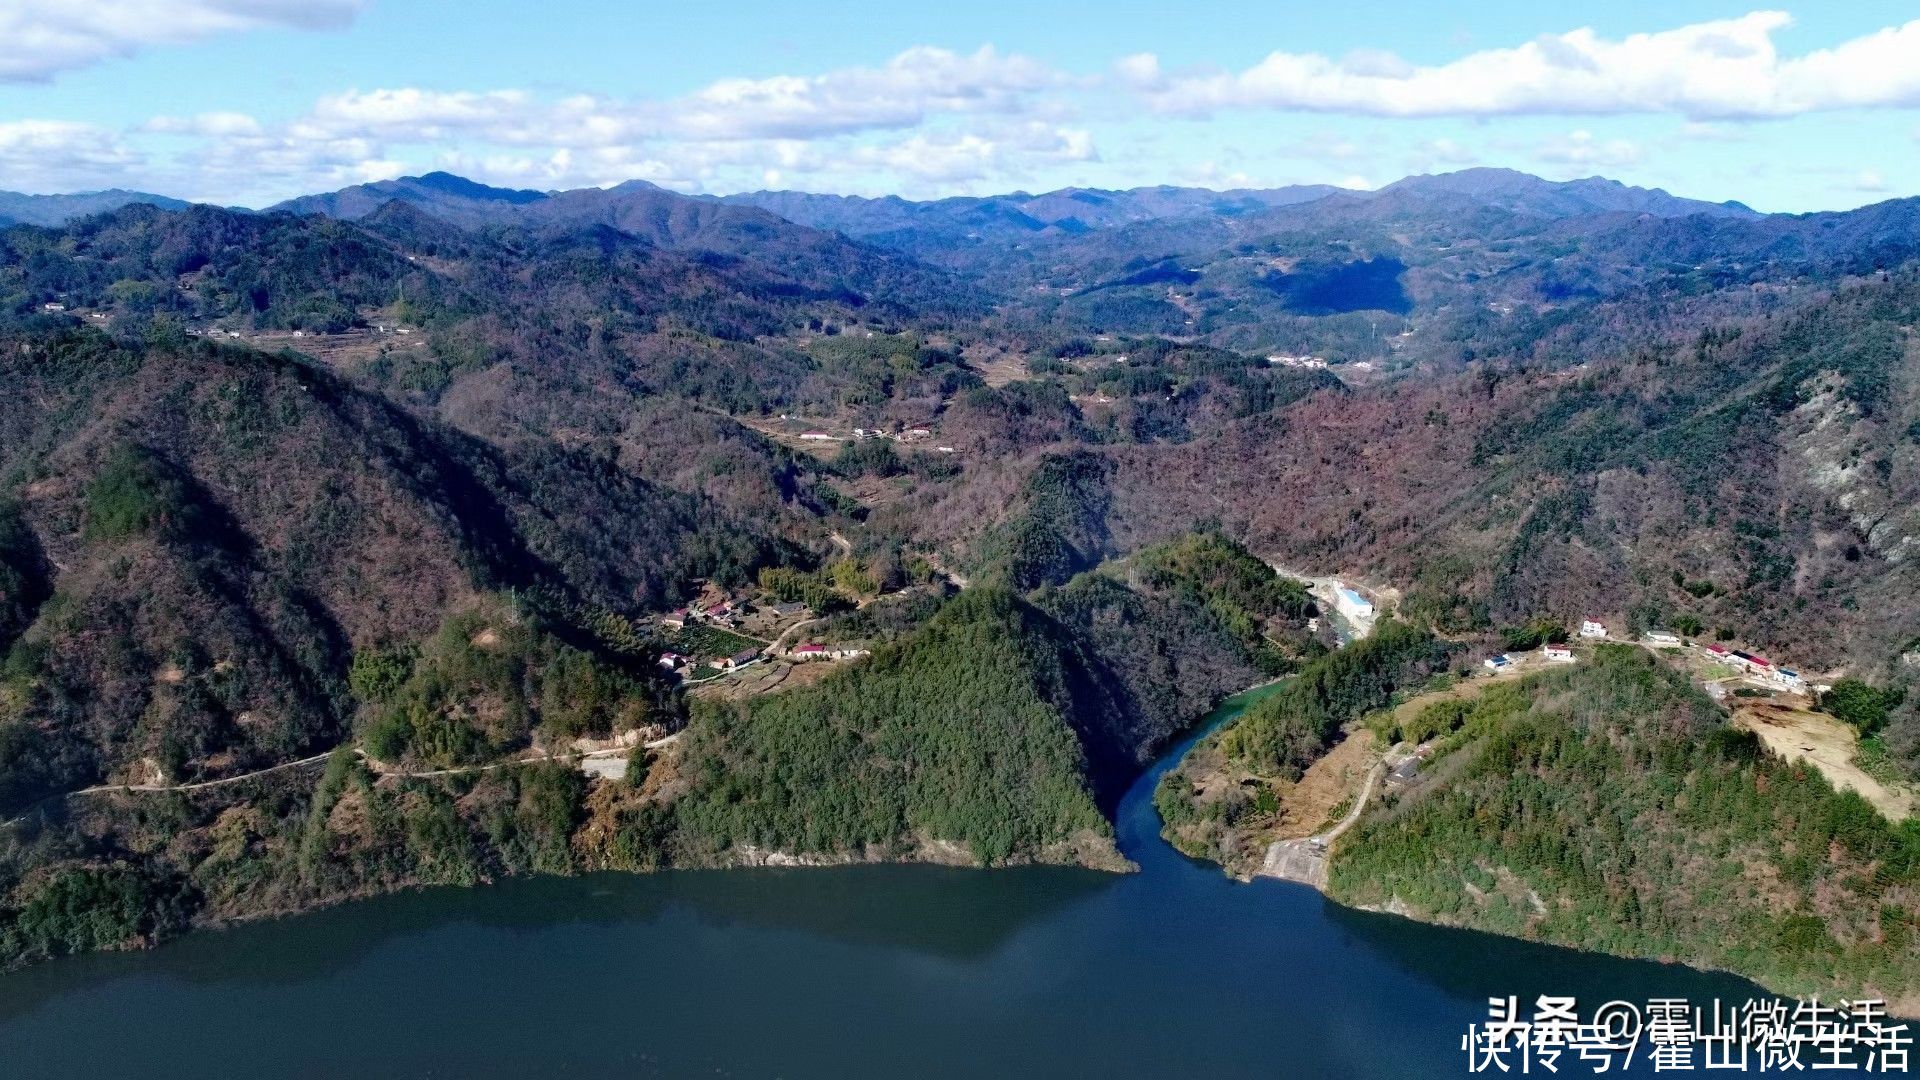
[
  {"xmin": 1701, "ymin": 643, "xmax": 1806, "ymax": 691},
  {"xmin": 791, "ymin": 417, "xmax": 948, "ymax": 451},
  {"xmin": 1482, "ymin": 618, "xmax": 1815, "ymax": 696},
  {"xmin": 652, "ymin": 587, "xmax": 875, "ymax": 685},
  {"xmin": 789, "ymin": 643, "xmax": 870, "ymax": 661},
  {"xmin": 1266, "ymin": 353, "xmax": 1329, "ymax": 369}
]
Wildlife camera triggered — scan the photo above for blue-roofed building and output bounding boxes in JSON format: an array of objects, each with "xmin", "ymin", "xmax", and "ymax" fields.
[{"xmin": 1334, "ymin": 585, "xmax": 1374, "ymax": 621}]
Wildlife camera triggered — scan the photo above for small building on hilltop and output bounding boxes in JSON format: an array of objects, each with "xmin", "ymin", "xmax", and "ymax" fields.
[
  {"xmin": 1544, "ymin": 644, "xmax": 1575, "ymax": 663},
  {"xmin": 1579, "ymin": 620, "xmax": 1607, "ymax": 639}
]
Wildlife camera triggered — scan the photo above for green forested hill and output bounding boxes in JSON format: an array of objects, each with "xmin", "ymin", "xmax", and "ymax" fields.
[
  {"xmin": 1331, "ymin": 646, "xmax": 1920, "ymax": 1004},
  {"xmin": 1217, "ymin": 620, "xmax": 1454, "ymax": 779},
  {"xmin": 671, "ymin": 588, "xmax": 1114, "ymax": 865},
  {"xmin": 671, "ymin": 552, "xmax": 1305, "ymax": 866}
]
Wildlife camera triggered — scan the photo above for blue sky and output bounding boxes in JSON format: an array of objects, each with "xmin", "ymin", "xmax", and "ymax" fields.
[{"xmin": 1, "ymin": 1, "xmax": 1916, "ymax": 210}]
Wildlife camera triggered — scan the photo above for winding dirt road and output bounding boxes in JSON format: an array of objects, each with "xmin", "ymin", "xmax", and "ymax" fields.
[{"xmin": 1258, "ymin": 761, "xmax": 1386, "ymax": 888}]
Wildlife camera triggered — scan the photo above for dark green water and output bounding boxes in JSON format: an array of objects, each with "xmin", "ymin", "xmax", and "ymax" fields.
[{"xmin": 0, "ymin": 686, "xmax": 1778, "ymax": 1078}]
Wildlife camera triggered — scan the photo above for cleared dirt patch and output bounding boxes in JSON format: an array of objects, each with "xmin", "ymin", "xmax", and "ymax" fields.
[
  {"xmin": 1273, "ymin": 728, "xmax": 1377, "ymax": 840},
  {"xmin": 689, "ymin": 659, "xmax": 836, "ymax": 703},
  {"xmin": 961, "ymin": 344, "xmax": 1031, "ymax": 388},
  {"xmin": 1733, "ymin": 699, "xmax": 1914, "ymax": 821}
]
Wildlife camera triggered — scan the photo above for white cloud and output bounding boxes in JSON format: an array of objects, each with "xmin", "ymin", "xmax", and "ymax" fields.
[
  {"xmin": 1179, "ymin": 161, "xmax": 1259, "ymax": 189},
  {"xmin": 418, "ymin": 120, "xmax": 1097, "ymax": 199},
  {"xmin": 1535, "ymin": 130, "xmax": 1643, "ymax": 168},
  {"xmin": 142, "ymin": 111, "xmax": 264, "ymax": 137},
  {"xmin": 847, "ymin": 122, "xmax": 1095, "ymax": 184},
  {"xmin": 291, "ymin": 46, "xmax": 1064, "ymax": 149},
  {"xmin": 1414, "ymin": 138, "xmax": 1476, "ymax": 165},
  {"xmin": 0, "ymin": 0, "xmax": 362, "ymax": 82},
  {"xmin": 145, "ymin": 122, "xmax": 401, "ymax": 203},
  {"xmin": 0, "ymin": 120, "xmax": 143, "ymax": 191},
  {"xmin": 662, "ymin": 46, "xmax": 1062, "ymax": 140},
  {"xmin": 1291, "ymin": 131, "xmax": 1364, "ymax": 163},
  {"xmin": 109, "ymin": 45, "xmax": 1091, "ymax": 201},
  {"xmin": 305, "ymin": 89, "xmax": 535, "ymax": 139},
  {"xmin": 1121, "ymin": 12, "xmax": 1920, "ymax": 120}
]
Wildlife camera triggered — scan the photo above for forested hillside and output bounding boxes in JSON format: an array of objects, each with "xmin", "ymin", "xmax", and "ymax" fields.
[
  {"xmin": 1155, "ymin": 620, "xmax": 1456, "ymax": 867},
  {"xmin": 0, "ymin": 562, "xmax": 1286, "ymax": 965},
  {"xmin": 3, "ymin": 166, "xmax": 1920, "ymax": 973},
  {"xmin": 0, "ymin": 327, "xmax": 772, "ymax": 819},
  {"xmin": 671, "ymin": 588, "xmax": 1117, "ymax": 866},
  {"xmin": 1331, "ymin": 647, "xmax": 1920, "ymax": 1005}
]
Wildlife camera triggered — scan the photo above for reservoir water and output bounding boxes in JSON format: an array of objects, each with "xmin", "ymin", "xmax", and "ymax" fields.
[{"xmin": 0, "ymin": 685, "xmax": 1780, "ymax": 1078}]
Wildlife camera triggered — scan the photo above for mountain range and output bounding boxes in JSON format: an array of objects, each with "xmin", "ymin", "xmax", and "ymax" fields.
[
  {"xmin": 0, "ymin": 165, "xmax": 1760, "ymax": 235},
  {"xmin": 4, "ymin": 161, "xmax": 1920, "ymax": 1000}
]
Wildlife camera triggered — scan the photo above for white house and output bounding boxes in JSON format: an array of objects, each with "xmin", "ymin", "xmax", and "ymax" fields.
[
  {"xmin": 1484, "ymin": 654, "xmax": 1513, "ymax": 672},
  {"xmin": 1644, "ymin": 630, "xmax": 1681, "ymax": 646},
  {"xmin": 1544, "ymin": 645, "xmax": 1575, "ymax": 663},
  {"xmin": 1774, "ymin": 668, "xmax": 1805, "ymax": 691},
  {"xmin": 799, "ymin": 431, "xmax": 836, "ymax": 441},
  {"xmin": 1266, "ymin": 354, "xmax": 1328, "ymax": 369},
  {"xmin": 41, "ymin": 302, "xmax": 65, "ymax": 312},
  {"xmin": 1333, "ymin": 584, "xmax": 1374, "ymax": 622},
  {"xmin": 1579, "ymin": 620, "xmax": 1607, "ymax": 639},
  {"xmin": 791, "ymin": 644, "xmax": 867, "ymax": 661}
]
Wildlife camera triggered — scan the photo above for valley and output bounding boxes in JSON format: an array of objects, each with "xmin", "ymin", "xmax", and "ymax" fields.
[{"xmin": 2, "ymin": 163, "xmax": 1919, "ymax": 1012}]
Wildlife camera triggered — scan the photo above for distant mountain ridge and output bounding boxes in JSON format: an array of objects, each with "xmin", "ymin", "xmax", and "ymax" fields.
[
  {"xmin": 1376, "ymin": 167, "xmax": 1759, "ymax": 220},
  {"xmin": 267, "ymin": 171, "xmax": 550, "ymax": 221},
  {"xmin": 4, "ymin": 167, "xmax": 1765, "ymax": 237},
  {"xmin": 711, "ymin": 170, "xmax": 1752, "ymax": 254},
  {"xmin": 708, "ymin": 183, "xmax": 1344, "ymax": 245},
  {"xmin": 0, "ymin": 188, "xmax": 192, "ymax": 227}
]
